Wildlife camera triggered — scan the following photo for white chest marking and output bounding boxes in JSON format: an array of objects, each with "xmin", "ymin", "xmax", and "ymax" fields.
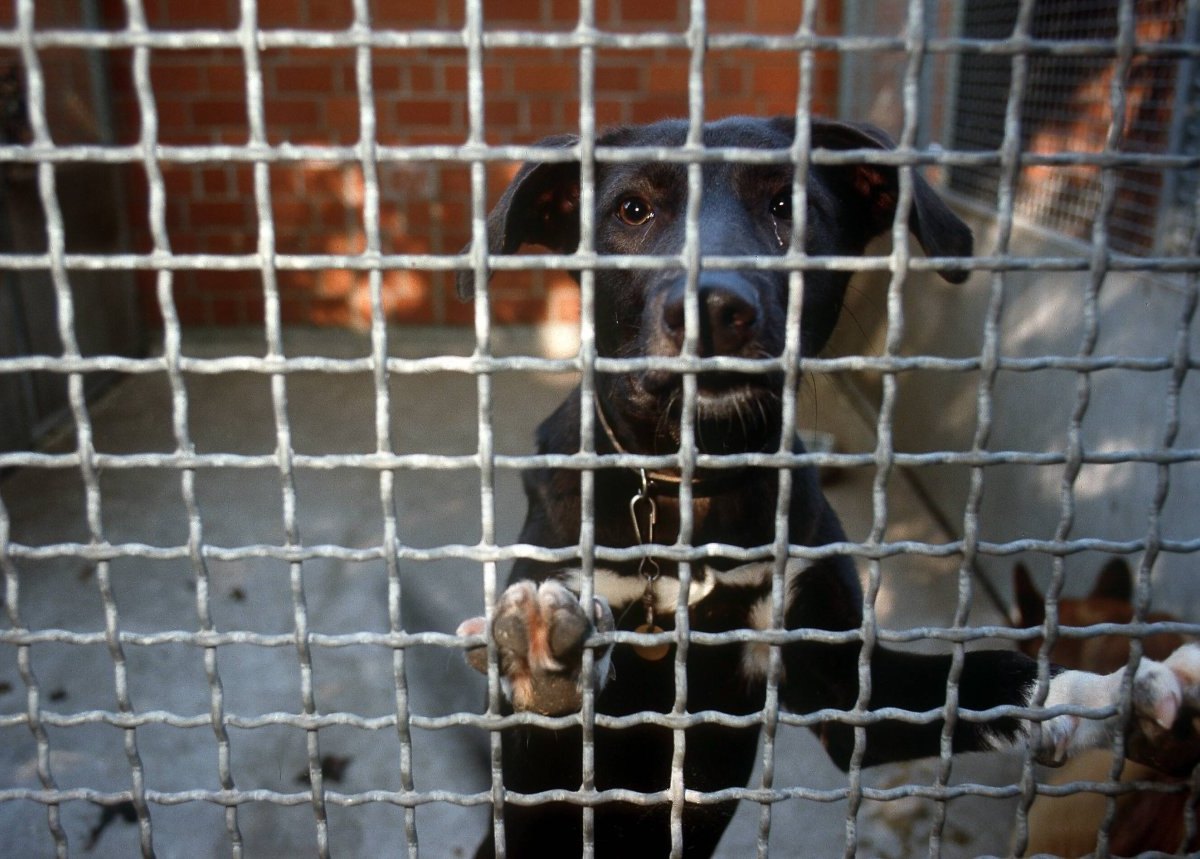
[
  {"xmin": 554, "ymin": 560, "xmax": 811, "ymax": 682},
  {"xmin": 557, "ymin": 560, "xmax": 806, "ymax": 614}
]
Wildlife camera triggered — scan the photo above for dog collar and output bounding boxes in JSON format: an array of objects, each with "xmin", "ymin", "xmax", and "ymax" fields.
[{"xmin": 593, "ymin": 398, "xmax": 750, "ymax": 499}]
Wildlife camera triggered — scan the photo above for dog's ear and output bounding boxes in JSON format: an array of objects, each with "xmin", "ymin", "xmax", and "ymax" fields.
[
  {"xmin": 1090, "ymin": 557, "xmax": 1133, "ymax": 603},
  {"xmin": 1012, "ymin": 563, "xmax": 1046, "ymax": 628},
  {"xmin": 456, "ymin": 134, "xmax": 581, "ymax": 299},
  {"xmin": 772, "ymin": 117, "xmax": 974, "ymax": 284}
]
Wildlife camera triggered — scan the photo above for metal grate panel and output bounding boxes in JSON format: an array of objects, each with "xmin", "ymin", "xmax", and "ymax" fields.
[
  {"xmin": 951, "ymin": 0, "xmax": 1197, "ymax": 254},
  {"xmin": 1, "ymin": 0, "xmax": 1199, "ymax": 857}
]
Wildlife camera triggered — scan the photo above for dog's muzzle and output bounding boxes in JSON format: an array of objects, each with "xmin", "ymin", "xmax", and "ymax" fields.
[{"xmin": 660, "ymin": 273, "xmax": 764, "ymax": 359}]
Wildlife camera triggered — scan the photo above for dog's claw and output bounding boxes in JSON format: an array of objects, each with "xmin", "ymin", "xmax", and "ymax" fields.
[
  {"xmin": 457, "ymin": 580, "xmax": 614, "ymax": 715},
  {"xmin": 1034, "ymin": 714, "xmax": 1078, "ymax": 767}
]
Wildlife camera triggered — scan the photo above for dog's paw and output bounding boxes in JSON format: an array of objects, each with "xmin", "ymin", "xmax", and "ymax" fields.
[
  {"xmin": 1035, "ymin": 643, "xmax": 1200, "ymax": 773},
  {"xmin": 456, "ymin": 580, "xmax": 614, "ymax": 715},
  {"xmin": 1124, "ymin": 642, "xmax": 1200, "ymax": 776}
]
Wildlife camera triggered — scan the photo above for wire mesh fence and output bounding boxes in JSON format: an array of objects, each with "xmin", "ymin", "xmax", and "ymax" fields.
[{"xmin": 1, "ymin": 0, "xmax": 1199, "ymax": 857}]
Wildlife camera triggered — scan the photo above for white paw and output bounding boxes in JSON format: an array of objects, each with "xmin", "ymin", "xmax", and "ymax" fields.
[
  {"xmin": 1126, "ymin": 642, "xmax": 1200, "ymax": 775},
  {"xmin": 1037, "ymin": 642, "xmax": 1200, "ymax": 774},
  {"xmin": 1163, "ymin": 641, "xmax": 1200, "ymax": 707}
]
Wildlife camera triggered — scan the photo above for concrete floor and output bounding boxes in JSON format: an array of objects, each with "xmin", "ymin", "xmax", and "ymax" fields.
[{"xmin": 1, "ymin": 326, "xmax": 1030, "ymax": 858}]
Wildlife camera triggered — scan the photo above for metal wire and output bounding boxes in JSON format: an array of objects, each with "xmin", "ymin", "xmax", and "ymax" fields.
[{"xmin": 1, "ymin": 2, "xmax": 1198, "ymax": 858}]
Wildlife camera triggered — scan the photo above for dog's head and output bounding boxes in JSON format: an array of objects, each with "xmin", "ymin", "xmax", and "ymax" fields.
[
  {"xmin": 458, "ymin": 116, "xmax": 972, "ymax": 452},
  {"xmin": 1013, "ymin": 558, "xmax": 1186, "ymax": 673}
]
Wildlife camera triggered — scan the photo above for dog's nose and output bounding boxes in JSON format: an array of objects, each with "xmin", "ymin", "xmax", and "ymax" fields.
[{"xmin": 662, "ymin": 276, "xmax": 760, "ymax": 356}]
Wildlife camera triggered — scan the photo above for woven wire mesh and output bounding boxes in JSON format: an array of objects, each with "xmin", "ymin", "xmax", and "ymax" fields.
[
  {"xmin": 950, "ymin": 0, "xmax": 1198, "ymax": 255},
  {"xmin": 0, "ymin": 0, "xmax": 1199, "ymax": 857}
]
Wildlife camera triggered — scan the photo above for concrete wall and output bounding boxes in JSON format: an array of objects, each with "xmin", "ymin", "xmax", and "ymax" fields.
[{"xmin": 830, "ymin": 204, "xmax": 1200, "ymax": 617}]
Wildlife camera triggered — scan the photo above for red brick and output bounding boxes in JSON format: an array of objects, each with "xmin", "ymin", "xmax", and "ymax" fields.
[
  {"xmin": 442, "ymin": 285, "xmax": 475, "ymax": 324},
  {"xmin": 711, "ymin": 63, "xmax": 746, "ymax": 96},
  {"xmin": 97, "ymin": 0, "xmax": 125, "ymax": 25},
  {"xmin": 298, "ymin": 165, "xmax": 344, "ymax": 197},
  {"xmin": 152, "ymin": 101, "xmax": 195, "ymax": 141},
  {"xmin": 201, "ymin": 232, "xmax": 256, "ymax": 254},
  {"xmin": 480, "ymin": 0, "xmax": 547, "ymax": 25},
  {"xmin": 264, "ymin": 99, "xmax": 324, "ymax": 137},
  {"xmin": 644, "ymin": 58, "xmax": 690, "ymax": 94},
  {"xmin": 279, "ymin": 270, "xmax": 319, "ymax": 292},
  {"xmin": 595, "ymin": 65, "xmax": 644, "ymax": 93},
  {"xmin": 379, "ymin": 269, "xmax": 433, "ymax": 322},
  {"xmin": 372, "ymin": 0, "xmax": 447, "ymax": 25},
  {"xmin": 513, "ymin": 60, "xmax": 577, "ymax": 93},
  {"xmin": 325, "ymin": 97, "xmax": 363, "ymax": 138},
  {"xmin": 614, "ymin": 0, "xmax": 684, "ymax": 25},
  {"xmin": 160, "ymin": 167, "xmax": 196, "ymax": 197},
  {"xmin": 548, "ymin": 0, "xmax": 580, "ymax": 24},
  {"xmin": 370, "ymin": 63, "xmax": 404, "ymax": 93},
  {"xmin": 438, "ymin": 168, "xmax": 474, "ymax": 195},
  {"xmin": 304, "ymin": 0, "xmax": 354, "ymax": 27},
  {"xmin": 755, "ymin": 0, "xmax": 804, "ymax": 32},
  {"xmin": 526, "ymin": 98, "xmax": 561, "ymax": 131},
  {"xmin": 318, "ymin": 202, "xmax": 355, "ymax": 230},
  {"xmin": 317, "ymin": 267, "xmax": 356, "ymax": 299},
  {"xmin": 706, "ymin": 0, "xmax": 753, "ymax": 29},
  {"xmin": 813, "ymin": 2, "xmax": 842, "ymax": 33},
  {"xmin": 629, "ymin": 96, "xmax": 690, "ymax": 124},
  {"xmin": 190, "ymin": 99, "xmax": 250, "ymax": 130},
  {"xmin": 190, "ymin": 200, "xmax": 254, "ymax": 228},
  {"xmin": 192, "ymin": 268, "xmax": 261, "ymax": 296},
  {"xmin": 563, "ymin": 99, "xmax": 628, "ymax": 128},
  {"xmin": 440, "ymin": 200, "xmax": 470, "ymax": 229},
  {"xmin": 483, "ymin": 98, "xmax": 521, "ymax": 131},
  {"xmin": 272, "ymin": 198, "xmax": 311, "ymax": 224},
  {"xmin": 233, "ymin": 166, "xmax": 256, "ymax": 196},
  {"xmin": 270, "ymin": 60, "xmax": 341, "ymax": 94},
  {"xmin": 594, "ymin": 0, "xmax": 616, "ymax": 26},
  {"xmin": 447, "ymin": 63, "xmax": 506, "ymax": 94},
  {"xmin": 33, "ymin": 0, "xmax": 82, "ymax": 25},
  {"xmin": 204, "ymin": 58, "xmax": 249, "ymax": 95},
  {"xmin": 145, "ymin": 0, "xmax": 238, "ymax": 29},
  {"xmin": 308, "ymin": 296, "xmax": 355, "ymax": 327},
  {"xmin": 151, "ymin": 62, "xmax": 204, "ymax": 94},
  {"xmin": 393, "ymin": 99, "xmax": 457, "ymax": 129},
  {"xmin": 218, "ymin": 126, "xmax": 253, "ymax": 144},
  {"xmin": 280, "ymin": 294, "xmax": 314, "ymax": 325},
  {"xmin": 409, "ymin": 64, "xmax": 439, "ymax": 93},
  {"xmin": 748, "ymin": 66, "xmax": 800, "ymax": 103},
  {"xmin": 139, "ymin": 0, "xmax": 168, "ymax": 28},
  {"xmin": 167, "ymin": 226, "xmax": 201, "ymax": 254},
  {"xmin": 201, "ymin": 167, "xmax": 230, "ymax": 197},
  {"xmin": 257, "ymin": 0, "xmax": 300, "ymax": 28},
  {"xmin": 493, "ymin": 293, "xmax": 552, "ymax": 324}
]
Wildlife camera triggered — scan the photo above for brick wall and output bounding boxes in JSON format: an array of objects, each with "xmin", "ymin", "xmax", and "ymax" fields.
[{"xmin": 8, "ymin": 0, "xmax": 843, "ymax": 328}]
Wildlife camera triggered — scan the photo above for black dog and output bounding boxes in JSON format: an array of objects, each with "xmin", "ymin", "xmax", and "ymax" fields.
[{"xmin": 455, "ymin": 116, "xmax": 1200, "ymax": 858}]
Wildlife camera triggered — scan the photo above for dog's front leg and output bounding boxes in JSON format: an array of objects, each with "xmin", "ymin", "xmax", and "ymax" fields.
[
  {"xmin": 783, "ymin": 613, "xmax": 1200, "ymax": 772},
  {"xmin": 1035, "ymin": 642, "xmax": 1200, "ymax": 770},
  {"xmin": 457, "ymin": 579, "xmax": 615, "ymax": 715}
]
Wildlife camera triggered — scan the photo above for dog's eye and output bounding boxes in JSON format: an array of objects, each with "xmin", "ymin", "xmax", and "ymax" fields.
[
  {"xmin": 769, "ymin": 191, "xmax": 792, "ymax": 221},
  {"xmin": 616, "ymin": 197, "xmax": 655, "ymax": 226}
]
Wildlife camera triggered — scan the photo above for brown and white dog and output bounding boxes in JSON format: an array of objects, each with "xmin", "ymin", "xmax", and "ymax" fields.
[{"xmin": 1014, "ymin": 559, "xmax": 1198, "ymax": 857}]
